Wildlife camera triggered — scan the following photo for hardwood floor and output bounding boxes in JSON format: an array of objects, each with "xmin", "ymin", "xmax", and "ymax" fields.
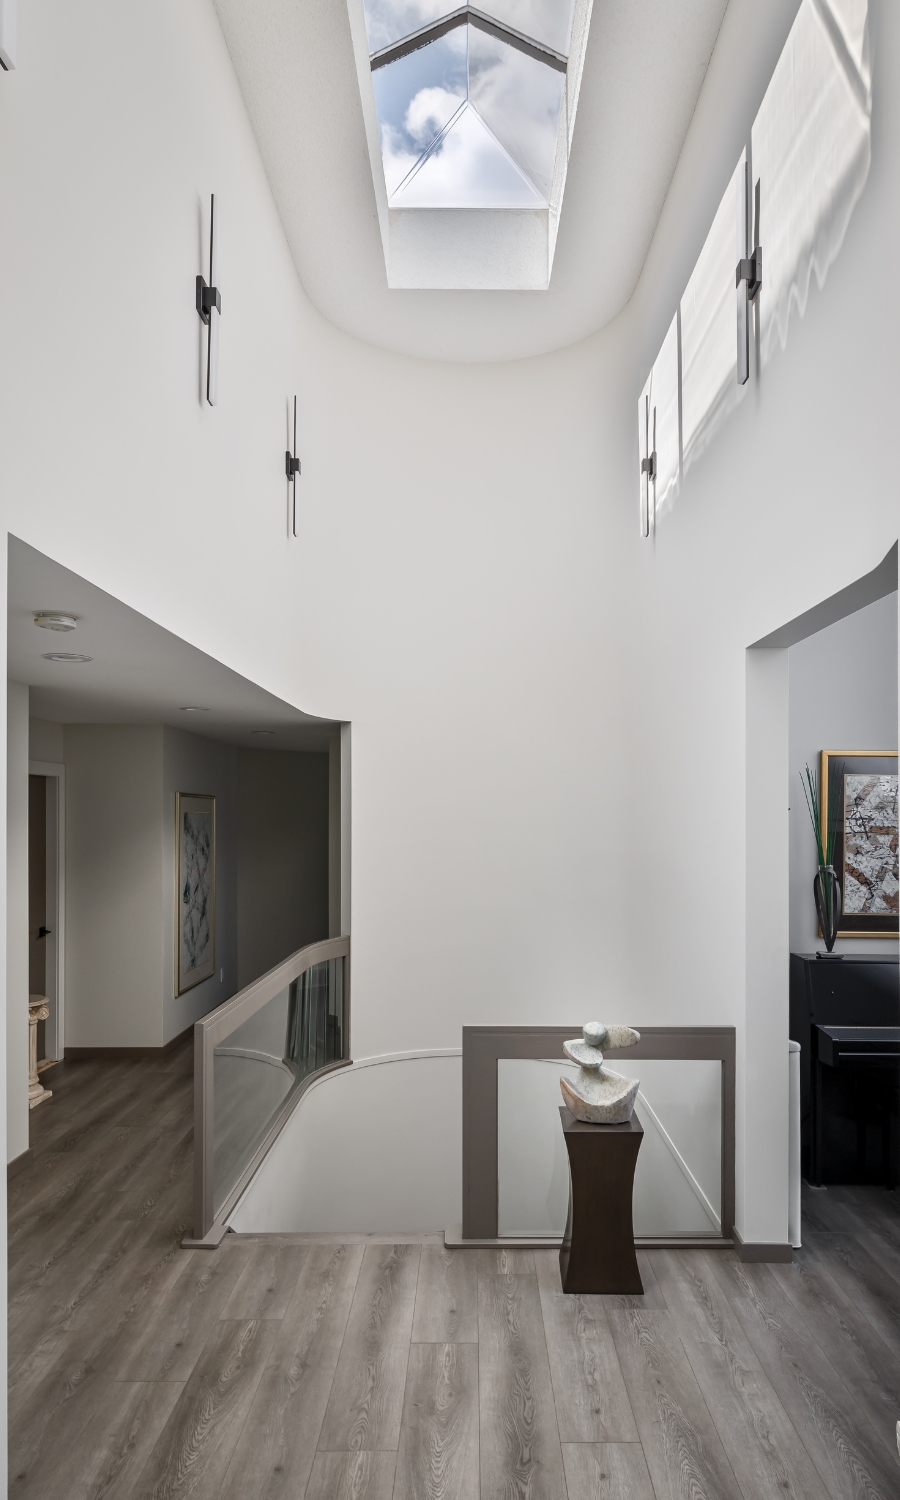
[{"xmin": 9, "ymin": 1045, "xmax": 900, "ymax": 1498}]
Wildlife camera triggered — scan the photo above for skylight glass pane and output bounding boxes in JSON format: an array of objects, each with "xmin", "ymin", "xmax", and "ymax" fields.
[
  {"xmin": 363, "ymin": 0, "xmax": 576, "ymax": 57},
  {"xmin": 372, "ymin": 30, "xmax": 467, "ymax": 196},
  {"xmin": 363, "ymin": 0, "xmax": 460, "ymax": 54},
  {"xmin": 467, "ymin": 25, "xmax": 563, "ymax": 201},
  {"xmin": 480, "ymin": 0, "xmax": 575, "ymax": 56},
  {"xmin": 391, "ymin": 101, "xmax": 544, "ymax": 207}
]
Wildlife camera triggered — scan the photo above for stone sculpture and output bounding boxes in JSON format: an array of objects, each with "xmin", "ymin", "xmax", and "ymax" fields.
[{"xmin": 560, "ymin": 1022, "xmax": 641, "ymax": 1124}]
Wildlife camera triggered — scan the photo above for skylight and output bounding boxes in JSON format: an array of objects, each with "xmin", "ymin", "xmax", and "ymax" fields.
[
  {"xmin": 366, "ymin": 2, "xmax": 572, "ymax": 207},
  {"xmin": 349, "ymin": 0, "xmax": 592, "ymax": 289}
]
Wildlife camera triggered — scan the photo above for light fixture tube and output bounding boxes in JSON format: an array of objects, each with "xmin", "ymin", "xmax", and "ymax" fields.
[
  {"xmin": 639, "ymin": 394, "xmax": 653, "ymax": 539},
  {"xmin": 286, "ymin": 396, "xmax": 301, "ymax": 537},
  {"xmin": 0, "ymin": 0, "xmax": 16, "ymax": 71},
  {"xmin": 736, "ymin": 158, "xmax": 750, "ymax": 386},
  {"xmin": 207, "ymin": 194, "xmax": 220, "ymax": 406},
  {"xmin": 736, "ymin": 155, "xmax": 761, "ymax": 386}
]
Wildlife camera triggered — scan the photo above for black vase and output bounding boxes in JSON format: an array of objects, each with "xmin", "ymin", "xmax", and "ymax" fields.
[{"xmin": 813, "ymin": 865, "xmax": 842, "ymax": 952}]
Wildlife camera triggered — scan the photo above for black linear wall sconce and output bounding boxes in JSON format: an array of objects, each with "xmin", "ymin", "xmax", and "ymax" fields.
[
  {"xmin": 639, "ymin": 392, "xmax": 657, "ymax": 539},
  {"xmin": 196, "ymin": 194, "xmax": 221, "ymax": 406},
  {"xmin": 286, "ymin": 396, "xmax": 301, "ymax": 537},
  {"xmin": 736, "ymin": 161, "xmax": 762, "ymax": 386}
]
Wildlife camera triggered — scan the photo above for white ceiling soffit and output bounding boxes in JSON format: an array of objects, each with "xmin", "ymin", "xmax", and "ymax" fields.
[
  {"xmin": 8, "ymin": 538, "xmax": 339, "ymax": 752},
  {"xmin": 211, "ymin": 0, "xmax": 729, "ymax": 363}
]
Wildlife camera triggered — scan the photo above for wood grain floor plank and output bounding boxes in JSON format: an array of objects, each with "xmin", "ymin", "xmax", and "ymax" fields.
[
  {"xmin": 394, "ymin": 1342, "xmax": 479, "ymax": 1500},
  {"xmin": 220, "ymin": 1242, "xmax": 307, "ymax": 1320},
  {"xmin": 9, "ymin": 1221, "xmax": 190, "ymax": 1469},
  {"xmin": 218, "ymin": 1242, "xmax": 363, "ymax": 1500},
  {"xmin": 478, "ymin": 1273, "xmax": 567, "ymax": 1500},
  {"xmin": 130, "ymin": 1319, "xmax": 278, "ymax": 1500},
  {"xmin": 411, "ymin": 1245, "xmax": 478, "ymax": 1343},
  {"xmin": 771, "ymin": 1243, "xmax": 900, "ymax": 1461},
  {"xmin": 534, "ymin": 1249, "xmax": 638, "ymax": 1443},
  {"xmin": 608, "ymin": 1306, "xmax": 744, "ymax": 1500},
  {"xmin": 656, "ymin": 1251, "xmax": 825, "ymax": 1500},
  {"xmin": 477, "ymin": 1247, "xmax": 535, "ymax": 1276},
  {"xmin": 709, "ymin": 1252, "xmax": 900, "ymax": 1500},
  {"xmin": 108, "ymin": 1126, "xmax": 194, "ymax": 1225},
  {"xmin": 843, "ymin": 1187, "xmax": 900, "ymax": 1250},
  {"xmin": 803, "ymin": 1229, "xmax": 900, "ymax": 1359},
  {"xmin": 9, "ymin": 1378, "xmax": 182, "ymax": 1500},
  {"xmin": 8, "ymin": 1213, "xmax": 141, "ymax": 1378},
  {"xmin": 562, "ymin": 1443, "xmax": 656, "ymax": 1500},
  {"xmin": 103, "ymin": 1241, "xmax": 251, "ymax": 1382},
  {"xmin": 317, "ymin": 1243, "xmax": 420, "ymax": 1452},
  {"xmin": 305, "ymin": 1452, "xmax": 397, "ymax": 1500}
]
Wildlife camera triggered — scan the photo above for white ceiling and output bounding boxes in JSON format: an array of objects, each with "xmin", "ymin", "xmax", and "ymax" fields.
[
  {"xmin": 8, "ymin": 538, "xmax": 338, "ymax": 752},
  {"xmin": 211, "ymin": 0, "xmax": 729, "ymax": 362}
]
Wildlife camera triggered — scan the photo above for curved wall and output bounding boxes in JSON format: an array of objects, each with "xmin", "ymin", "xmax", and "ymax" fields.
[
  {"xmin": 1, "ymin": 0, "xmax": 897, "ymax": 1253},
  {"xmin": 229, "ymin": 1054, "xmax": 463, "ymax": 1234}
]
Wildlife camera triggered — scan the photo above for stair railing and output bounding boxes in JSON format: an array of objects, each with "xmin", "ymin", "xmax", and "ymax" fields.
[{"xmin": 187, "ymin": 935, "xmax": 350, "ymax": 1246}]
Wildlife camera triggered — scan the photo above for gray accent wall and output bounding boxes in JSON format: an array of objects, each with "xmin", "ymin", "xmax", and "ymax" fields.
[
  {"xmin": 236, "ymin": 749, "xmax": 329, "ymax": 989},
  {"xmin": 788, "ymin": 592, "xmax": 898, "ymax": 956}
]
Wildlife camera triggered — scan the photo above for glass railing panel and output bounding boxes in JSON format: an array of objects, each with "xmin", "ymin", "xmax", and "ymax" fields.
[
  {"xmin": 497, "ymin": 1057, "xmax": 722, "ymax": 1238},
  {"xmin": 212, "ymin": 955, "xmax": 345, "ymax": 1217}
]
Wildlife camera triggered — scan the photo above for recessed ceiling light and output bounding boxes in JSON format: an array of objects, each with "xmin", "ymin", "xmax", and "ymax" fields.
[
  {"xmin": 42, "ymin": 652, "xmax": 92, "ymax": 663},
  {"xmin": 179, "ymin": 706, "xmax": 210, "ymax": 713},
  {"xmin": 251, "ymin": 730, "xmax": 275, "ymax": 736},
  {"xmin": 34, "ymin": 613, "xmax": 77, "ymax": 632}
]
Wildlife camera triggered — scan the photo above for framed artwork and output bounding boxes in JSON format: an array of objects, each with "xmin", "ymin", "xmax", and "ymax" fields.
[
  {"xmin": 820, "ymin": 751, "xmax": 898, "ymax": 938},
  {"xmin": 175, "ymin": 793, "xmax": 216, "ymax": 994}
]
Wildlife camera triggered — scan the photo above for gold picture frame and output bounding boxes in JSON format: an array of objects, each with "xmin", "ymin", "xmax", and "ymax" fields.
[
  {"xmin": 175, "ymin": 792, "xmax": 216, "ymax": 994},
  {"xmin": 819, "ymin": 750, "xmax": 898, "ymax": 939}
]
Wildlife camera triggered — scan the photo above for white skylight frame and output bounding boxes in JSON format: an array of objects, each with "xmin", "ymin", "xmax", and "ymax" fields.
[{"xmin": 346, "ymin": 0, "xmax": 594, "ymax": 290}]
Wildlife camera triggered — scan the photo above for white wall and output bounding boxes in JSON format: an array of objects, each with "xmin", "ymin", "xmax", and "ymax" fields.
[
  {"xmin": 64, "ymin": 726, "xmax": 166, "ymax": 1047},
  {"xmin": 230, "ymin": 1054, "xmax": 462, "ymax": 1234},
  {"xmin": 29, "ymin": 718, "xmax": 64, "ymax": 764},
  {"xmin": 0, "ymin": 0, "xmax": 897, "ymax": 1261},
  {"xmin": 236, "ymin": 748, "xmax": 329, "ymax": 988},
  {"xmin": 6, "ymin": 683, "xmax": 29, "ymax": 1163},
  {"xmin": 62, "ymin": 725, "xmax": 238, "ymax": 1048},
  {"xmin": 789, "ymin": 593, "xmax": 898, "ymax": 956},
  {"xmin": 163, "ymin": 727, "xmax": 237, "ymax": 1041}
]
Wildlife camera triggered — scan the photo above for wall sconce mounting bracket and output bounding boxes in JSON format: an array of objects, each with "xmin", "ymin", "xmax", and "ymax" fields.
[
  {"xmin": 196, "ymin": 276, "xmax": 221, "ymax": 325},
  {"xmin": 736, "ymin": 247, "xmax": 762, "ymax": 301}
]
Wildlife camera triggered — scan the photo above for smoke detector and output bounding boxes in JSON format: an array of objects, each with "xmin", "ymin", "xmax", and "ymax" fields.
[{"xmin": 34, "ymin": 613, "xmax": 77, "ymax": 632}]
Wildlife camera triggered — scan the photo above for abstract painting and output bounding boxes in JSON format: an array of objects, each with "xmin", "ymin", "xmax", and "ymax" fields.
[
  {"xmin": 820, "ymin": 752, "xmax": 898, "ymax": 937},
  {"xmin": 843, "ymin": 774, "xmax": 899, "ymax": 916},
  {"xmin": 176, "ymin": 793, "xmax": 216, "ymax": 994}
]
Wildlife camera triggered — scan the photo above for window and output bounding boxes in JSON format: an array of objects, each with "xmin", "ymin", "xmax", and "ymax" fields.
[
  {"xmin": 351, "ymin": 0, "xmax": 591, "ymax": 288},
  {"xmin": 366, "ymin": 1, "xmax": 572, "ymax": 207}
]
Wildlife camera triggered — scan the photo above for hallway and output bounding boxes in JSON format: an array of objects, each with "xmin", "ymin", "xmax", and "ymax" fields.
[{"xmin": 7, "ymin": 1047, "xmax": 900, "ymax": 1499}]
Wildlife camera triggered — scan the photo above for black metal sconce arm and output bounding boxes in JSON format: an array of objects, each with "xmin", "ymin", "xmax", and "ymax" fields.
[
  {"xmin": 736, "ymin": 246, "xmax": 762, "ymax": 300},
  {"xmin": 196, "ymin": 275, "xmax": 222, "ymax": 325}
]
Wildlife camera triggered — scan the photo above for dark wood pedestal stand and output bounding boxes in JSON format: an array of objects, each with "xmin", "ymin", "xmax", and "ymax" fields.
[{"xmin": 558, "ymin": 1106, "xmax": 644, "ymax": 1295}]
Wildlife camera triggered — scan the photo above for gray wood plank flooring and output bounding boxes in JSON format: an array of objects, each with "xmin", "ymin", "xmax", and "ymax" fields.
[
  {"xmin": 9, "ymin": 1048, "xmax": 900, "ymax": 1497},
  {"xmin": 394, "ymin": 1341, "xmax": 479, "ymax": 1500}
]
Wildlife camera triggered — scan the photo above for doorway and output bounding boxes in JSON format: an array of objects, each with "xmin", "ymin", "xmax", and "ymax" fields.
[
  {"xmin": 744, "ymin": 543, "xmax": 898, "ymax": 1253},
  {"xmin": 27, "ymin": 762, "xmax": 64, "ymax": 1066}
]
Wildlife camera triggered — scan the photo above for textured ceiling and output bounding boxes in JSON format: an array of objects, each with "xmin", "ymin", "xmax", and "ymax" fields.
[{"xmin": 211, "ymin": 0, "xmax": 729, "ymax": 362}]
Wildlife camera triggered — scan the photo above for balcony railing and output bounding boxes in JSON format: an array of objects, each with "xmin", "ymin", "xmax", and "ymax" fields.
[{"xmin": 187, "ymin": 935, "xmax": 350, "ymax": 1246}]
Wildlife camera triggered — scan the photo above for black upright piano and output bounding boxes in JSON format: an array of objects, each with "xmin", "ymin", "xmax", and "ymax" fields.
[{"xmin": 789, "ymin": 953, "xmax": 899, "ymax": 1185}]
